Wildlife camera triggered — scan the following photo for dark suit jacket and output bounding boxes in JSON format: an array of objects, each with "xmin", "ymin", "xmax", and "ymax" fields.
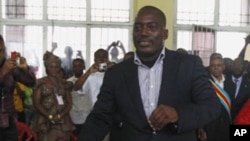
[
  {"xmin": 204, "ymin": 76, "xmax": 231, "ymax": 141},
  {"xmin": 78, "ymin": 48, "xmax": 221, "ymax": 141},
  {"xmin": 224, "ymin": 74, "xmax": 250, "ymax": 120}
]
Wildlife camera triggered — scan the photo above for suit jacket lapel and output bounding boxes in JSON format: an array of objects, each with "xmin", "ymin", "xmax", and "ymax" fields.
[
  {"xmin": 123, "ymin": 60, "xmax": 148, "ymax": 122},
  {"xmin": 236, "ymin": 76, "xmax": 248, "ymax": 100},
  {"xmin": 158, "ymin": 49, "xmax": 177, "ymax": 105},
  {"xmin": 224, "ymin": 76, "xmax": 236, "ymax": 100},
  {"xmin": 123, "ymin": 49, "xmax": 177, "ymax": 121}
]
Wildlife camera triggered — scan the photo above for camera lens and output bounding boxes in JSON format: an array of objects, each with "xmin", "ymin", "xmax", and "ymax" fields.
[{"xmin": 99, "ymin": 63, "xmax": 107, "ymax": 71}]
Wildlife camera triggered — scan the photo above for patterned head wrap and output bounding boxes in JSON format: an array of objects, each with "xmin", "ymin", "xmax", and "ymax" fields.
[{"xmin": 43, "ymin": 51, "xmax": 61, "ymax": 68}]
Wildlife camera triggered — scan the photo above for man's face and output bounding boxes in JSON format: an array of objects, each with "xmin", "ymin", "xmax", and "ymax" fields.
[
  {"xmin": 133, "ymin": 9, "xmax": 168, "ymax": 59},
  {"xmin": 209, "ymin": 59, "xmax": 225, "ymax": 78},
  {"xmin": 72, "ymin": 60, "xmax": 84, "ymax": 76},
  {"xmin": 94, "ymin": 51, "xmax": 108, "ymax": 64},
  {"xmin": 94, "ymin": 50, "xmax": 109, "ymax": 72},
  {"xmin": 232, "ymin": 58, "xmax": 245, "ymax": 78}
]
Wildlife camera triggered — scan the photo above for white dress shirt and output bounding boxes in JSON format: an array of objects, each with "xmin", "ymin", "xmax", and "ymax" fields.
[
  {"xmin": 68, "ymin": 76, "xmax": 92, "ymax": 124},
  {"xmin": 81, "ymin": 71, "xmax": 105, "ymax": 107},
  {"xmin": 232, "ymin": 76, "xmax": 243, "ymax": 98}
]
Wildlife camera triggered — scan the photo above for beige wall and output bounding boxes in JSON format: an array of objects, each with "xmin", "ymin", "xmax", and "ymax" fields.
[{"xmin": 133, "ymin": 0, "xmax": 174, "ymax": 50}]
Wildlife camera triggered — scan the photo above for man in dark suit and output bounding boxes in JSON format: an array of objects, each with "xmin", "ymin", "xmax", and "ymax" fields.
[
  {"xmin": 78, "ymin": 5, "xmax": 221, "ymax": 141},
  {"xmin": 200, "ymin": 53, "xmax": 231, "ymax": 141},
  {"xmin": 224, "ymin": 57, "xmax": 250, "ymax": 121}
]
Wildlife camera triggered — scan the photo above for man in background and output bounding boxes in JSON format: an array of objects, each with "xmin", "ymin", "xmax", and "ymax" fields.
[
  {"xmin": 0, "ymin": 34, "xmax": 36, "ymax": 141},
  {"xmin": 68, "ymin": 58, "xmax": 92, "ymax": 136}
]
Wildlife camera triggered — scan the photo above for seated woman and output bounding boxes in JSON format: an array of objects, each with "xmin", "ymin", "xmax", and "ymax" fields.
[{"xmin": 32, "ymin": 51, "xmax": 75, "ymax": 141}]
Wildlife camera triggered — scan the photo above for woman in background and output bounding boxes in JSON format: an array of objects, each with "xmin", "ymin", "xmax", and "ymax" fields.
[{"xmin": 32, "ymin": 51, "xmax": 75, "ymax": 141}]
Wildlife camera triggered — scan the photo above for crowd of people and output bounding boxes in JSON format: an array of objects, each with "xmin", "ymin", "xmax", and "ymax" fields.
[{"xmin": 0, "ymin": 5, "xmax": 250, "ymax": 141}]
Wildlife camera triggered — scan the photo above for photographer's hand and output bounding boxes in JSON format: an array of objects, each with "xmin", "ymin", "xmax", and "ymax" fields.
[
  {"xmin": 1, "ymin": 59, "xmax": 16, "ymax": 75},
  {"xmin": 15, "ymin": 53, "xmax": 28, "ymax": 70}
]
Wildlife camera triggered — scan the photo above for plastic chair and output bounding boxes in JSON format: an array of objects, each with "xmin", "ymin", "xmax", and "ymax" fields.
[
  {"xmin": 16, "ymin": 122, "xmax": 36, "ymax": 141},
  {"xmin": 70, "ymin": 132, "xmax": 78, "ymax": 141}
]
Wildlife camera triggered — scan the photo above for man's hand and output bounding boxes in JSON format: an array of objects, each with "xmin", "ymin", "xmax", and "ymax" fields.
[
  {"xmin": 87, "ymin": 63, "xmax": 99, "ymax": 74},
  {"xmin": 148, "ymin": 104, "xmax": 178, "ymax": 131},
  {"xmin": 1, "ymin": 58, "xmax": 16, "ymax": 75},
  {"xmin": 197, "ymin": 128, "xmax": 207, "ymax": 141},
  {"xmin": 16, "ymin": 54, "xmax": 28, "ymax": 69}
]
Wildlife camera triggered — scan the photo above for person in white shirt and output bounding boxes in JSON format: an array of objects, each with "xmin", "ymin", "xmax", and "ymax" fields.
[
  {"xmin": 74, "ymin": 49, "xmax": 114, "ymax": 141},
  {"xmin": 67, "ymin": 58, "xmax": 92, "ymax": 136},
  {"xmin": 74, "ymin": 49, "xmax": 114, "ymax": 107}
]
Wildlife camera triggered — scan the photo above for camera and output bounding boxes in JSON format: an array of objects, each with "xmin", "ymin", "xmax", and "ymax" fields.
[
  {"xmin": 10, "ymin": 51, "xmax": 20, "ymax": 64},
  {"xmin": 10, "ymin": 51, "xmax": 17, "ymax": 60},
  {"xmin": 99, "ymin": 63, "xmax": 107, "ymax": 71}
]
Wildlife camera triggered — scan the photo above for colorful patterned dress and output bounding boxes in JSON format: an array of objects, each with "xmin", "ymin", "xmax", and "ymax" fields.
[{"xmin": 31, "ymin": 78, "xmax": 75, "ymax": 141}]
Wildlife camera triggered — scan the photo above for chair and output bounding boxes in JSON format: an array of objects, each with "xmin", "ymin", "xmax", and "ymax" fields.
[
  {"xmin": 34, "ymin": 131, "xmax": 77, "ymax": 141},
  {"xmin": 16, "ymin": 122, "xmax": 36, "ymax": 141},
  {"xmin": 70, "ymin": 132, "xmax": 78, "ymax": 141}
]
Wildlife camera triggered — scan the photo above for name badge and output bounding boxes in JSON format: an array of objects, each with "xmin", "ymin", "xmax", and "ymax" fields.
[{"xmin": 56, "ymin": 95, "xmax": 64, "ymax": 105}]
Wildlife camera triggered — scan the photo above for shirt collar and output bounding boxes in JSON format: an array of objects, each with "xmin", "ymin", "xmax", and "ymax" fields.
[
  {"xmin": 232, "ymin": 75, "xmax": 243, "ymax": 83},
  {"xmin": 134, "ymin": 47, "xmax": 166, "ymax": 66},
  {"xmin": 211, "ymin": 74, "xmax": 225, "ymax": 84}
]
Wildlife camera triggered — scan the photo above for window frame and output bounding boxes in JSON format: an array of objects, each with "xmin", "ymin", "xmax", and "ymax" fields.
[
  {"xmin": 174, "ymin": 0, "xmax": 250, "ymax": 65},
  {"xmin": 0, "ymin": 0, "xmax": 134, "ymax": 78}
]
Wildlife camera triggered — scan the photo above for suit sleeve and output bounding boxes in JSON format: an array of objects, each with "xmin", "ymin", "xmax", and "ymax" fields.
[
  {"xmin": 78, "ymin": 69, "xmax": 116, "ymax": 141},
  {"xmin": 175, "ymin": 56, "xmax": 221, "ymax": 133},
  {"xmin": 13, "ymin": 67, "xmax": 36, "ymax": 87}
]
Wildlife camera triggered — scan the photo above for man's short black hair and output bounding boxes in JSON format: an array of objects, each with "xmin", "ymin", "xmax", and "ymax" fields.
[
  {"xmin": 210, "ymin": 52, "xmax": 223, "ymax": 61},
  {"xmin": 73, "ymin": 58, "xmax": 85, "ymax": 69},
  {"xmin": 137, "ymin": 6, "xmax": 167, "ymax": 27}
]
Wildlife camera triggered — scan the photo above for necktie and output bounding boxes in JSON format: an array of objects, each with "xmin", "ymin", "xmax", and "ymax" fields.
[{"xmin": 234, "ymin": 79, "xmax": 239, "ymax": 98}]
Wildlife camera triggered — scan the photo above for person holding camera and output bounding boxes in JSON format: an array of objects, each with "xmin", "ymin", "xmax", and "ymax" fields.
[
  {"xmin": 0, "ymin": 34, "xmax": 36, "ymax": 141},
  {"xmin": 73, "ymin": 48, "xmax": 114, "ymax": 141},
  {"xmin": 67, "ymin": 58, "xmax": 91, "ymax": 137},
  {"xmin": 74, "ymin": 48, "xmax": 114, "ymax": 107}
]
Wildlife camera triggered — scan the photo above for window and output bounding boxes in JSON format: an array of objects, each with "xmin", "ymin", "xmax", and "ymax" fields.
[
  {"xmin": 219, "ymin": 0, "xmax": 250, "ymax": 26},
  {"xmin": 175, "ymin": 0, "xmax": 250, "ymax": 66},
  {"xmin": 90, "ymin": 28, "xmax": 129, "ymax": 63},
  {"xmin": 91, "ymin": 0, "xmax": 130, "ymax": 22},
  {"xmin": 3, "ymin": 25, "xmax": 43, "ymax": 77},
  {"xmin": 0, "ymin": 0, "xmax": 132, "ymax": 78},
  {"xmin": 177, "ymin": 0, "xmax": 215, "ymax": 25},
  {"xmin": 216, "ymin": 32, "xmax": 246, "ymax": 59},
  {"xmin": 47, "ymin": 0, "xmax": 86, "ymax": 21},
  {"xmin": 2, "ymin": 0, "xmax": 43, "ymax": 19}
]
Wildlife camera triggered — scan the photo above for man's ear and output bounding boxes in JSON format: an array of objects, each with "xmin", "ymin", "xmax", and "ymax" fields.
[{"xmin": 163, "ymin": 29, "xmax": 168, "ymax": 40}]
